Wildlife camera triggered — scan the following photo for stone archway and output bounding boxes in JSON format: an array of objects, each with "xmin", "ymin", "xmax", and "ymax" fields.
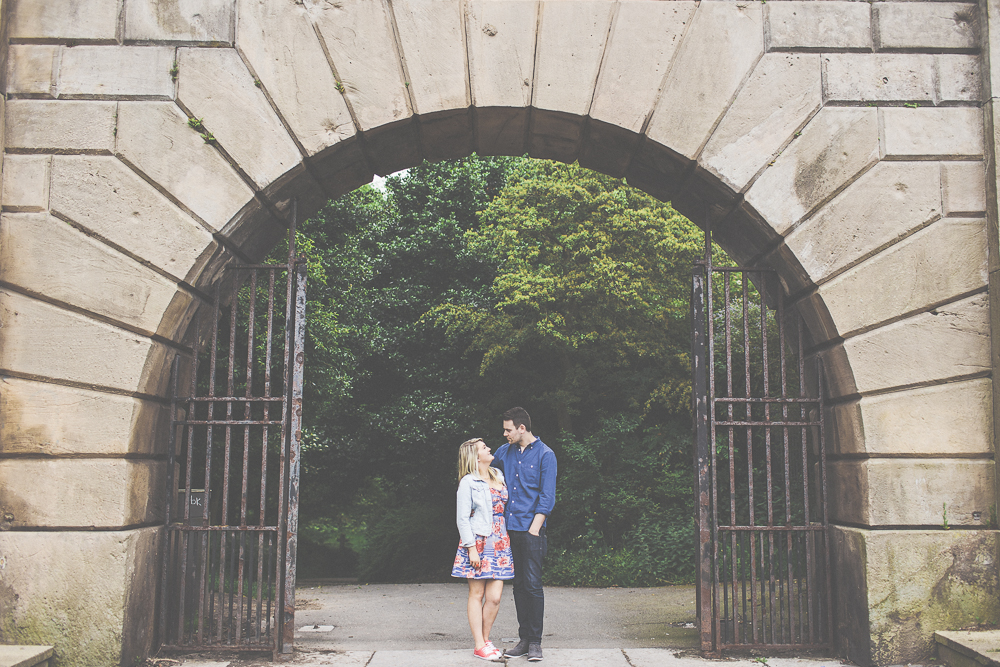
[{"xmin": 0, "ymin": 1, "xmax": 996, "ymax": 665}]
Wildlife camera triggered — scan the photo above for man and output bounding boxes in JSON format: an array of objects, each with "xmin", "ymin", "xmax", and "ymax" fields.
[{"xmin": 491, "ymin": 406, "xmax": 557, "ymax": 662}]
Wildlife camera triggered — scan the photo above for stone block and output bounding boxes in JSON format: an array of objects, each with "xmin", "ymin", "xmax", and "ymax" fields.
[
  {"xmin": 589, "ymin": 1, "xmax": 696, "ymax": 133},
  {"xmin": 0, "ymin": 528, "xmax": 161, "ymax": 667},
  {"xmin": 6, "ymin": 44, "xmax": 57, "ymax": 96},
  {"xmin": 116, "ymin": 101, "xmax": 255, "ymax": 232},
  {"xmin": 578, "ymin": 120, "xmax": 641, "ymax": 178},
  {"xmin": 235, "ymin": 0, "xmax": 355, "ymax": 156},
  {"xmin": 831, "ymin": 526, "xmax": 1000, "ymax": 665},
  {"xmin": 58, "ymin": 46, "xmax": 175, "ymax": 99},
  {"xmin": 624, "ymin": 139, "xmax": 689, "ymax": 203},
  {"xmin": 647, "ymin": 1, "xmax": 763, "ymax": 160},
  {"xmin": 0, "ymin": 459, "xmax": 165, "ymax": 528},
  {"xmin": 528, "ymin": 109, "xmax": 584, "ymax": 163},
  {"xmin": 1, "ymin": 154, "xmax": 49, "ymax": 211},
  {"xmin": 844, "ymin": 292, "xmax": 989, "ymax": 394},
  {"xmin": 744, "ymin": 108, "xmax": 878, "ymax": 237},
  {"xmin": 0, "ymin": 290, "xmax": 173, "ymax": 395},
  {"xmin": 124, "ymin": 0, "xmax": 235, "ymax": 43},
  {"xmin": 784, "ymin": 161, "xmax": 941, "ymax": 284},
  {"xmin": 391, "ymin": 0, "xmax": 469, "ymax": 116},
  {"xmin": 881, "ymin": 107, "xmax": 983, "ymax": 159},
  {"xmin": 943, "ymin": 162, "xmax": 986, "ymax": 215},
  {"xmin": 936, "ymin": 54, "xmax": 981, "ymax": 102},
  {"xmin": 830, "ymin": 459, "xmax": 993, "ymax": 527},
  {"xmin": 876, "ymin": 2, "xmax": 978, "ymax": 51},
  {"xmin": 5, "ymin": 100, "xmax": 116, "ymax": 152},
  {"xmin": 700, "ymin": 53, "xmax": 821, "ymax": 192},
  {"xmin": 466, "ymin": 0, "xmax": 535, "ymax": 110},
  {"xmin": 308, "ymin": 0, "xmax": 412, "ymax": 132},
  {"xmin": 0, "ymin": 376, "xmax": 170, "ymax": 456},
  {"xmin": 49, "ymin": 156, "xmax": 216, "ymax": 283},
  {"xmin": 829, "ymin": 378, "xmax": 992, "ymax": 457},
  {"xmin": 474, "ymin": 106, "xmax": 529, "ymax": 157},
  {"xmin": 533, "ymin": 0, "xmax": 614, "ymax": 117},
  {"xmin": 0, "ymin": 212, "xmax": 192, "ymax": 334},
  {"xmin": 767, "ymin": 2, "xmax": 871, "ymax": 50},
  {"xmin": 420, "ymin": 108, "xmax": 474, "ymax": 162},
  {"xmin": 8, "ymin": 0, "xmax": 120, "ymax": 42},
  {"xmin": 360, "ymin": 117, "xmax": 420, "ymax": 177},
  {"xmin": 307, "ymin": 136, "xmax": 374, "ymax": 200},
  {"xmin": 819, "ymin": 218, "xmax": 987, "ymax": 336},
  {"xmin": 824, "ymin": 54, "xmax": 980, "ymax": 103},
  {"xmin": 177, "ymin": 47, "xmax": 302, "ymax": 189}
]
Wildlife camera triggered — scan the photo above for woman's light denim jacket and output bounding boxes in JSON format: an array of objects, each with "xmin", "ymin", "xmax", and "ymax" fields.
[{"xmin": 456, "ymin": 470, "xmax": 505, "ymax": 548}]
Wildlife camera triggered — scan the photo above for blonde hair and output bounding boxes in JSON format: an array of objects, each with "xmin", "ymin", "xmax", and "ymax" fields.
[{"xmin": 457, "ymin": 438, "xmax": 501, "ymax": 485}]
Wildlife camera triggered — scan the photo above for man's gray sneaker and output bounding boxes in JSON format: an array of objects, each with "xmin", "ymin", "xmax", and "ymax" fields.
[
  {"xmin": 527, "ymin": 643, "xmax": 543, "ymax": 661},
  {"xmin": 505, "ymin": 639, "xmax": 530, "ymax": 658}
]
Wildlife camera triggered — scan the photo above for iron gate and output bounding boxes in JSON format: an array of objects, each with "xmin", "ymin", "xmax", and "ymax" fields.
[
  {"xmin": 160, "ymin": 213, "xmax": 306, "ymax": 656},
  {"xmin": 692, "ymin": 237, "xmax": 831, "ymax": 654}
]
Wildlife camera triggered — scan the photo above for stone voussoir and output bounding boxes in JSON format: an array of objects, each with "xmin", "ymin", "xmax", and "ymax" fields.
[
  {"xmin": 466, "ymin": 0, "xmax": 537, "ymax": 110},
  {"xmin": 390, "ymin": 0, "xmax": 469, "ymax": 116}
]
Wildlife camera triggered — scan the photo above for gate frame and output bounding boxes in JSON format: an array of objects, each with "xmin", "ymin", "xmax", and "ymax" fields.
[
  {"xmin": 692, "ymin": 232, "xmax": 833, "ymax": 655},
  {"xmin": 158, "ymin": 204, "xmax": 307, "ymax": 659}
]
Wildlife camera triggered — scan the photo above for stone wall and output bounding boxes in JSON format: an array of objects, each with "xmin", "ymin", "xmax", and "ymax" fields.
[{"xmin": 0, "ymin": 0, "xmax": 995, "ymax": 665}]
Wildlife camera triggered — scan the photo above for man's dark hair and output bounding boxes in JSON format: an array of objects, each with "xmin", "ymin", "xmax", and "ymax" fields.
[{"xmin": 502, "ymin": 406, "xmax": 531, "ymax": 432}]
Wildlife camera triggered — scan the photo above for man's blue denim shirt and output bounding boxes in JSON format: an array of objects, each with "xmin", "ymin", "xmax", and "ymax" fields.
[{"xmin": 491, "ymin": 438, "xmax": 557, "ymax": 531}]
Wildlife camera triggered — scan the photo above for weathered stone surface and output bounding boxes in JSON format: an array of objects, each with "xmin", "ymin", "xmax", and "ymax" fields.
[
  {"xmin": 784, "ymin": 161, "xmax": 941, "ymax": 283},
  {"xmin": 466, "ymin": 0, "xmax": 536, "ymax": 109},
  {"xmin": 8, "ymin": 0, "xmax": 120, "ymax": 41},
  {"xmin": 830, "ymin": 458, "xmax": 993, "ymax": 527},
  {"xmin": 49, "ymin": 156, "xmax": 216, "ymax": 282},
  {"xmin": 116, "ymin": 101, "xmax": 255, "ymax": 232},
  {"xmin": 124, "ymin": 0, "xmax": 235, "ymax": 43},
  {"xmin": 308, "ymin": 0, "xmax": 411, "ymax": 131},
  {"xmin": 0, "ymin": 212, "xmax": 191, "ymax": 333},
  {"xmin": 943, "ymin": 162, "xmax": 987, "ymax": 215},
  {"xmin": 844, "ymin": 292, "xmax": 989, "ymax": 394},
  {"xmin": 0, "ymin": 528, "xmax": 161, "ymax": 667},
  {"xmin": 0, "ymin": 459, "xmax": 165, "ymax": 528},
  {"xmin": 58, "ymin": 46, "xmax": 175, "ymax": 99},
  {"xmin": 876, "ymin": 2, "xmax": 978, "ymax": 51},
  {"xmin": 0, "ymin": 290, "xmax": 172, "ymax": 395},
  {"xmin": 533, "ymin": 1, "xmax": 614, "ymax": 116},
  {"xmin": 767, "ymin": 2, "xmax": 871, "ymax": 50},
  {"xmin": 391, "ymin": 0, "xmax": 469, "ymax": 116},
  {"xmin": 881, "ymin": 107, "xmax": 983, "ymax": 159},
  {"xmin": 1, "ymin": 154, "xmax": 49, "ymax": 211},
  {"xmin": 829, "ymin": 378, "xmax": 993, "ymax": 457},
  {"xmin": 646, "ymin": 2, "xmax": 763, "ymax": 160},
  {"xmin": 529, "ymin": 109, "xmax": 584, "ymax": 163},
  {"xmin": 236, "ymin": 0, "xmax": 355, "ymax": 156},
  {"xmin": 700, "ymin": 53, "xmax": 821, "ymax": 192},
  {"xmin": 0, "ymin": 376, "xmax": 169, "ymax": 456},
  {"xmin": 825, "ymin": 54, "xmax": 981, "ymax": 103},
  {"xmin": 6, "ymin": 44, "xmax": 57, "ymax": 96},
  {"xmin": 819, "ymin": 218, "xmax": 987, "ymax": 335},
  {"xmin": 832, "ymin": 526, "xmax": 1000, "ymax": 665},
  {"xmin": 5, "ymin": 100, "xmax": 116, "ymax": 152},
  {"xmin": 588, "ymin": 2, "xmax": 695, "ymax": 133},
  {"xmin": 177, "ymin": 47, "xmax": 301, "ymax": 189},
  {"xmin": 937, "ymin": 54, "xmax": 982, "ymax": 102},
  {"xmin": 744, "ymin": 108, "xmax": 878, "ymax": 237}
]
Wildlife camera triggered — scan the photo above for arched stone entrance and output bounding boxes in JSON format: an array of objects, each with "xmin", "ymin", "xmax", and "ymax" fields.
[{"xmin": 0, "ymin": 0, "xmax": 996, "ymax": 665}]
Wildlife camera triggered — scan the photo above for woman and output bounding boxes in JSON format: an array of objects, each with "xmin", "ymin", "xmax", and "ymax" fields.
[{"xmin": 452, "ymin": 438, "xmax": 514, "ymax": 661}]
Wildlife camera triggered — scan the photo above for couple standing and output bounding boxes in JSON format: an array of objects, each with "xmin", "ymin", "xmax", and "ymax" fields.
[{"xmin": 452, "ymin": 407, "xmax": 558, "ymax": 662}]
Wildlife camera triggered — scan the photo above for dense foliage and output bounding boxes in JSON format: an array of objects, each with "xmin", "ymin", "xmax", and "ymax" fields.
[{"xmin": 280, "ymin": 157, "xmax": 715, "ymax": 585}]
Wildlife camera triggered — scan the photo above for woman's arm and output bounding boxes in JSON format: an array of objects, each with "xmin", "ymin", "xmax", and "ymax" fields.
[{"xmin": 456, "ymin": 476, "xmax": 477, "ymax": 548}]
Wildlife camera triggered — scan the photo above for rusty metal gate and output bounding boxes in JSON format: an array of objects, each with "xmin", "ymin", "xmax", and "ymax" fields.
[
  {"xmin": 159, "ymin": 213, "xmax": 306, "ymax": 657},
  {"xmin": 691, "ymin": 236, "xmax": 831, "ymax": 654}
]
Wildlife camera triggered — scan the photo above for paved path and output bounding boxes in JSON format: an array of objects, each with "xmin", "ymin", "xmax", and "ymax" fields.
[{"xmin": 165, "ymin": 583, "xmax": 849, "ymax": 667}]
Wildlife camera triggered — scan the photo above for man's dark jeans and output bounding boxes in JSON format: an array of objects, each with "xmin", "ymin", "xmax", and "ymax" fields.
[{"xmin": 508, "ymin": 528, "xmax": 546, "ymax": 643}]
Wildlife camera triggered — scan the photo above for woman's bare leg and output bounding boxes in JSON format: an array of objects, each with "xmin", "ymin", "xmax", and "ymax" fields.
[
  {"xmin": 467, "ymin": 579, "xmax": 487, "ymax": 649},
  {"xmin": 481, "ymin": 580, "xmax": 503, "ymax": 643}
]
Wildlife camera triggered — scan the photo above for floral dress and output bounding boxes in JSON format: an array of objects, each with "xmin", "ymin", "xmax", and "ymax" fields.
[{"xmin": 451, "ymin": 486, "xmax": 514, "ymax": 580}]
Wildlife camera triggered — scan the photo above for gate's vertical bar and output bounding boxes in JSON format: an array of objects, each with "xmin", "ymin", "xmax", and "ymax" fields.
[
  {"xmin": 159, "ymin": 356, "xmax": 181, "ymax": 646},
  {"xmin": 257, "ymin": 268, "xmax": 277, "ymax": 641},
  {"xmin": 692, "ymin": 262, "xmax": 713, "ymax": 653},
  {"xmin": 818, "ymin": 363, "xmax": 833, "ymax": 644},
  {"xmin": 797, "ymin": 321, "xmax": 815, "ymax": 643},
  {"xmin": 759, "ymin": 275, "xmax": 776, "ymax": 644},
  {"xmin": 742, "ymin": 275, "xmax": 758, "ymax": 643},
  {"xmin": 778, "ymin": 287, "xmax": 794, "ymax": 643},
  {"xmin": 282, "ymin": 257, "xmax": 307, "ymax": 654}
]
